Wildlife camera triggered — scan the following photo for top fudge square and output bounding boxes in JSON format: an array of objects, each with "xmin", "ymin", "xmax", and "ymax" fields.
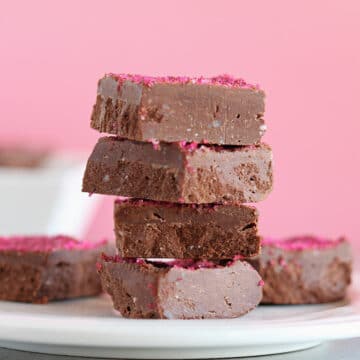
[{"xmin": 91, "ymin": 74, "xmax": 266, "ymax": 145}]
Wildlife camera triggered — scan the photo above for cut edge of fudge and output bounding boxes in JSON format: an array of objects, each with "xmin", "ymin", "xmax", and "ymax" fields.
[
  {"xmin": 98, "ymin": 254, "xmax": 263, "ymax": 319},
  {"xmin": 82, "ymin": 137, "xmax": 273, "ymax": 204}
]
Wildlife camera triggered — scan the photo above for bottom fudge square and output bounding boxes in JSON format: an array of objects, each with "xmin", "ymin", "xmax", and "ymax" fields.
[
  {"xmin": 257, "ymin": 236, "xmax": 352, "ymax": 304},
  {"xmin": 98, "ymin": 255, "xmax": 263, "ymax": 319},
  {"xmin": 0, "ymin": 235, "xmax": 107, "ymax": 303}
]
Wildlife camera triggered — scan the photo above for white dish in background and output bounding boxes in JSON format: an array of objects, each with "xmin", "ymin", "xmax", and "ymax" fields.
[
  {"xmin": 0, "ymin": 274, "xmax": 359, "ymax": 359},
  {"xmin": 0, "ymin": 153, "xmax": 100, "ymax": 238}
]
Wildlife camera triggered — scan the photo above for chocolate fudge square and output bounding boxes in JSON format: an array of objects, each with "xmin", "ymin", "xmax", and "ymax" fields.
[
  {"xmin": 0, "ymin": 235, "xmax": 107, "ymax": 303},
  {"xmin": 82, "ymin": 137, "xmax": 273, "ymax": 204},
  {"xmin": 257, "ymin": 236, "xmax": 352, "ymax": 304},
  {"xmin": 91, "ymin": 74, "xmax": 266, "ymax": 145},
  {"xmin": 98, "ymin": 255, "xmax": 263, "ymax": 319},
  {"xmin": 114, "ymin": 198, "xmax": 260, "ymax": 258}
]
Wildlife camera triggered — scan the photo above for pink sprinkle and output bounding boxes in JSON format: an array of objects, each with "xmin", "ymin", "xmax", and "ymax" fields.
[
  {"xmin": 279, "ymin": 258, "xmax": 287, "ymax": 267},
  {"xmin": 233, "ymin": 254, "xmax": 245, "ymax": 261},
  {"xmin": 186, "ymin": 165, "xmax": 195, "ymax": 174},
  {"xmin": 258, "ymin": 279, "xmax": 265, "ymax": 287},
  {"xmin": 96, "ymin": 262, "xmax": 103, "ymax": 271},
  {"xmin": 262, "ymin": 235, "xmax": 346, "ymax": 251},
  {"xmin": 148, "ymin": 138, "xmax": 160, "ymax": 151},
  {"xmin": 108, "ymin": 73, "xmax": 260, "ymax": 90},
  {"xmin": 115, "ymin": 196, "xmax": 131, "ymax": 203},
  {"xmin": 147, "ymin": 283, "xmax": 157, "ymax": 296},
  {"xmin": 178, "ymin": 141, "xmax": 199, "ymax": 152},
  {"xmin": 136, "ymin": 258, "xmax": 146, "ymax": 265},
  {"xmin": 196, "ymin": 260, "xmax": 216, "ymax": 268},
  {"xmin": 178, "ymin": 197, "xmax": 185, "ymax": 203},
  {"xmin": 0, "ymin": 235, "xmax": 107, "ymax": 252},
  {"xmin": 101, "ymin": 253, "xmax": 123, "ymax": 263}
]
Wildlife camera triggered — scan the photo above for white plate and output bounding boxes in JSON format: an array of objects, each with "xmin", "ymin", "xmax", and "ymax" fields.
[{"xmin": 0, "ymin": 275, "xmax": 359, "ymax": 359}]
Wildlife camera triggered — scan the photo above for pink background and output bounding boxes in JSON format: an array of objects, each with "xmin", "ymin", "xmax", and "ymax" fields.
[{"xmin": 1, "ymin": 1, "xmax": 359, "ymax": 248}]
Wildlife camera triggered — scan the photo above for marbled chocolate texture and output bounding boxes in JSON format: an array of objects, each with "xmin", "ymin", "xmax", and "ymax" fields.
[
  {"xmin": 0, "ymin": 236, "xmax": 107, "ymax": 303},
  {"xmin": 114, "ymin": 199, "xmax": 260, "ymax": 258},
  {"xmin": 82, "ymin": 137, "xmax": 273, "ymax": 204},
  {"xmin": 91, "ymin": 74, "xmax": 266, "ymax": 145},
  {"xmin": 98, "ymin": 257, "xmax": 263, "ymax": 319},
  {"xmin": 258, "ymin": 237, "xmax": 352, "ymax": 304}
]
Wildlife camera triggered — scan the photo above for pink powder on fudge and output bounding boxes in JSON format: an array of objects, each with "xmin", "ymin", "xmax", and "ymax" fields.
[
  {"xmin": 0, "ymin": 235, "xmax": 107, "ymax": 252},
  {"xmin": 114, "ymin": 196, "xmax": 131, "ymax": 204},
  {"xmin": 262, "ymin": 236, "xmax": 346, "ymax": 251},
  {"xmin": 233, "ymin": 254, "xmax": 245, "ymax": 261},
  {"xmin": 108, "ymin": 73, "xmax": 260, "ymax": 90},
  {"xmin": 178, "ymin": 141, "xmax": 199, "ymax": 152},
  {"xmin": 148, "ymin": 138, "xmax": 160, "ymax": 151}
]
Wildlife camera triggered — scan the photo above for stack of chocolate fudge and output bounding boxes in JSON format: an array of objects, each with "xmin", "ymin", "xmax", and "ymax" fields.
[{"xmin": 82, "ymin": 74, "xmax": 273, "ymax": 319}]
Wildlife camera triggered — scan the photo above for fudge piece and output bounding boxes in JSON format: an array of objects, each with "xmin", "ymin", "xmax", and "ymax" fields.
[
  {"xmin": 91, "ymin": 74, "xmax": 266, "ymax": 145},
  {"xmin": 258, "ymin": 236, "xmax": 352, "ymax": 304},
  {"xmin": 0, "ymin": 147, "xmax": 48, "ymax": 168},
  {"xmin": 82, "ymin": 137, "xmax": 273, "ymax": 204},
  {"xmin": 98, "ymin": 255, "xmax": 263, "ymax": 319},
  {"xmin": 0, "ymin": 235, "xmax": 107, "ymax": 303},
  {"xmin": 114, "ymin": 198, "xmax": 260, "ymax": 258}
]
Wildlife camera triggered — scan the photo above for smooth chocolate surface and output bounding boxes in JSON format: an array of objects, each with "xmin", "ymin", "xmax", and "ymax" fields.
[
  {"xmin": 0, "ymin": 236, "xmax": 107, "ymax": 303},
  {"xmin": 91, "ymin": 74, "xmax": 266, "ymax": 145},
  {"xmin": 98, "ymin": 256, "xmax": 263, "ymax": 319},
  {"xmin": 114, "ymin": 199, "xmax": 260, "ymax": 258},
  {"xmin": 82, "ymin": 137, "xmax": 273, "ymax": 204},
  {"xmin": 257, "ymin": 236, "xmax": 352, "ymax": 304}
]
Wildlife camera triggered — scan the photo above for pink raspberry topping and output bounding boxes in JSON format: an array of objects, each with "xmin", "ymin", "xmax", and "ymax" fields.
[
  {"xmin": 178, "ymin": 141, "xmax": 199, "ymax": 152},
  {"xmin": 233, "ymin": 254, "xmax": 245, "ymax": 261},
  {"xmin": 148, "ymin": 138, "xmax": 160, "ymax": 151},
  {"xmin": 108, "ymin": 73, "xmax": 260, "ymax": 90},
  {"xmin": 0, "ymin": 235, "xmax": 107, "ymax": 252},
  {"xmin": 262, "ymin": 236, "xmax": 346, "ymax": 251}
]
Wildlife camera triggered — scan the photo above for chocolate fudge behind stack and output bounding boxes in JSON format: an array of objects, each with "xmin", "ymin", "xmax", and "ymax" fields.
[
  {"xmin": 256, "ymin": 236, "xmax": 352, "ymax": 304},
  {"xmin": 83, "ymin": 74, "xmax": 273, "ymax": 319}
]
